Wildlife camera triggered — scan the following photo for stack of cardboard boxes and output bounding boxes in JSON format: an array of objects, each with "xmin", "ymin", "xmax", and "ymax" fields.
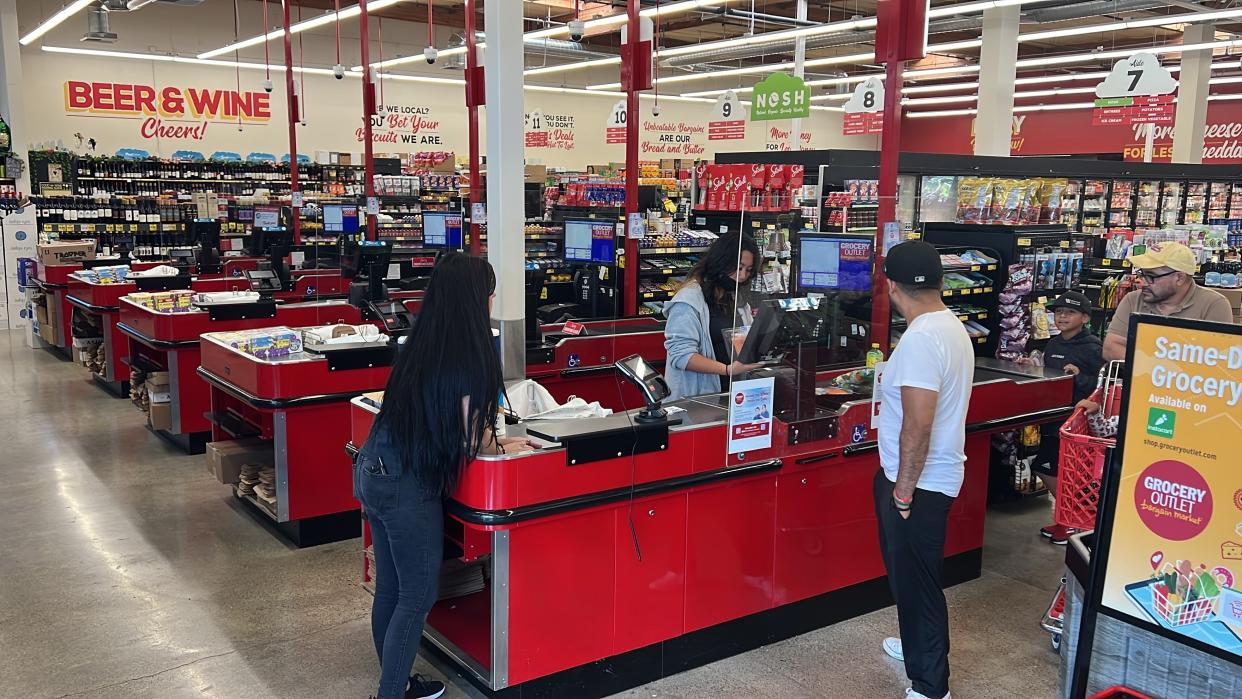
[{"xmin": 145, "ymin": 371, "xmax": 172, "ymax": 431}]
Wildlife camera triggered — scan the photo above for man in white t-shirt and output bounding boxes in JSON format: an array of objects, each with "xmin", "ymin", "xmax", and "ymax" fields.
[{"xmin": 873, "ymin": 241, "xmax": 974, "ymax": 699}]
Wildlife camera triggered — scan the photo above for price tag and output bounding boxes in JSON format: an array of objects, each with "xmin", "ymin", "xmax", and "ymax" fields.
[
  {"xmin": 291, "ymin": 191, "xmax": 304, "ymax": 208},
  {"xmin": 1102, "ymin": 258, "xmax": 1112, "ymax": 266},
  {"xmin": 1017, "ymin": 237, "xmax": 1032, "ymax": 247},
  {"xmin": 366, "ymin": 197, "xmax": 380, "ymax": 215},
  {"xmin": 1060, "ymin": 240, "xmax": 1070, "ymax": 249},
  {"xmin": 766, "ymin": 224, "xmax": 776, "ymax": 230}
]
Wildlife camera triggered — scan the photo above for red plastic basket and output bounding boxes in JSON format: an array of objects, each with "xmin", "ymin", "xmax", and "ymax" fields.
[
  {"xmin": 1055, "ymin": 385, "xmax": 1122, "ymax": 531},
  {"xmin": 1087, "ymin": 687, "xmax": 1154, "ymax": 699}
]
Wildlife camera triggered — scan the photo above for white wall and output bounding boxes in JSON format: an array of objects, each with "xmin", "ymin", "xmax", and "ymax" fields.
[{"xmin": 15, "ymin": 1, "xmax": 878, "ymax": 167}]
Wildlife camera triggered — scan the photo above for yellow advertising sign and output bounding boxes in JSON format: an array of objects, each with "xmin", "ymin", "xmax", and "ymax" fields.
[{"xmin": 1100, "ymin": 319, "xmax": 1242, "ymax": 659}]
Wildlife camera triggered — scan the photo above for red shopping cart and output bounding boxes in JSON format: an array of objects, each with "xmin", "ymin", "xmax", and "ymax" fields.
[{"xmin": 1041, "ymin": 361, "xmax": 1125, "ymax": 653}]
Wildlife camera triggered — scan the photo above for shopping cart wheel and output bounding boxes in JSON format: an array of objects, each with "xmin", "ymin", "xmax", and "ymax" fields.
[{"xmin": 1051, "ymin": 631, "xmax": 1062, "ymax": 654}]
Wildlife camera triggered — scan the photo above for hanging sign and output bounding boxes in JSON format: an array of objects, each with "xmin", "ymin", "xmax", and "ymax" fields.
[
  {"xmin": 606, "ymin": 100, "xmax": 628, "ymax": 144},
  {"xmin": 708, "ymin": 91, "xmax": 746, "ymax": 140},
  {"xmin": 1092, "ymin": 53, "xmax": 1178, "ymax": 127},
  {"xmin": 750, "ymin": 73, "xmax": 812, "ymax": 122},
  {"xmin": 1097, "ymin": 317, "xmax": 1242, "ymax": 661},
  {"xmin": 843, "ymin": 77, "xmax": 885, "ymax": 135},
  {"xmin": 727, "ymin": 377, "xmax": 775, "ymax": 454},
  {"xmin": 524, "ymin": 109, "xmax": 549, "ymax": 148}
]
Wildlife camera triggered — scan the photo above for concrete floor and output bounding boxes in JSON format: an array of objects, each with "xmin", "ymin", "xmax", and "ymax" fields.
[{"xmin": 0, "ymin": 330, "xmax": 1066, "ymax": 699}]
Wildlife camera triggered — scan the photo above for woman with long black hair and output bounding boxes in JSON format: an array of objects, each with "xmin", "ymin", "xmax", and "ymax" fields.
[
  {"xmin": 663, "ymin": 231, "xmax": 764, "ymax": 399},
  {"xmin": 354, "ymin": 252, "xmax": 530, "ymax": 699}
]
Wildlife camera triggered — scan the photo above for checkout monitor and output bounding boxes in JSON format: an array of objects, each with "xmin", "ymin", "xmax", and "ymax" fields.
[
  {"xmin": 423, "ymin": 212, "xmax": 464, "ymax": 249},
  {"xmin": 323, "ymin": 204, "xmax": 361, "ymax": 235},
  {"xmin": 795, "ymin": 233, "xmax": 873, "ymax": 294},
  {"xmin": 564, "ymin": 219, "xmax": 616, "ymax": 264}
]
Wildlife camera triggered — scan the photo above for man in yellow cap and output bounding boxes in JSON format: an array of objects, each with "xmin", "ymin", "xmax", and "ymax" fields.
[{"xmin": 1104, "ymin": 241, "xmax": 1234, "ymax": 361}]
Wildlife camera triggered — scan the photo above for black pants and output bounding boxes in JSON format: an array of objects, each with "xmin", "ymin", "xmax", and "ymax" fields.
[{"xmin": 874, "ymin": 469, "xmax": 956, "ymax": 698}]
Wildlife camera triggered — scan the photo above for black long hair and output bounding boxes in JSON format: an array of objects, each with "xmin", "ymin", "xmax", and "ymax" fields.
[
  {"xmin": 374, "ymin": 252, "xmax": 501, "ymax": 497},
  {"xmin": 687, "ymin": 231, "xmax": 760, "ymax": 313}
]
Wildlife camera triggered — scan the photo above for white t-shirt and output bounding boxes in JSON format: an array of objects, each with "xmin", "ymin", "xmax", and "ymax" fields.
[{"xmin": 878, "ymin": 309, "xmax": 975, "ymax": 497}]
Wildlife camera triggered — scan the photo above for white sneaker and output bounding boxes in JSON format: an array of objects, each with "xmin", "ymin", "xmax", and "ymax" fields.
[
  {"xmin": 905, "ymin": 689, "xmax": 951, "ymax": 699},
  {"xmin": 883, "ymin": 637, "xmax": 904, "ymax": 661}
]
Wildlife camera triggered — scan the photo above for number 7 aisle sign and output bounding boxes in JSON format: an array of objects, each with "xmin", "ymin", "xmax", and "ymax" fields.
[
  {"xmin": 709, "ymin": 91, "xmax": 747, "ymax": 141},
  {"xmin": 843, "ymin": 77, "xmax": 884, "ymax": 135},
  {"xmin": 1092, "ymin": 52, "xmax": 1177, "ymax": 126}
]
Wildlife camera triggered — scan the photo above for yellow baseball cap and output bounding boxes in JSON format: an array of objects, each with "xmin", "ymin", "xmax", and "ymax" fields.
[{"xmin": 1128, "ymin": 241, "xmax": 1197, "ymax": 275}]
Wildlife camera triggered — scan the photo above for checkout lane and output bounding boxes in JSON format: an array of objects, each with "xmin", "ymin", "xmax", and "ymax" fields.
[{"xmin": 346, "ymin": 355, "xmax": 1073, "ymax": 695}]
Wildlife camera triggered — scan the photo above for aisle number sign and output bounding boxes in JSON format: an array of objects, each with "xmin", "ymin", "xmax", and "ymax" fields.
[
  {"xmin": 750, "ymin": 73, "xmax": 811, "ymax": 122},
  {"xmin": 843, "ymin": 77, "xmax": 885, "ymax": 135},
  {"xmin": 606, "ymin": 100, "xmax": 627, "ymax": 144},
  {"xmin": 1099, "ymin": 317, "xmax": 1242, "ymax": 661},
  {"xmin": 708, "ymin": 91, "xmax": 746, "ymax": 141},
  {"xmin": 1092, "ymin": 53, "xmax": 1177, "ymax": 126}
]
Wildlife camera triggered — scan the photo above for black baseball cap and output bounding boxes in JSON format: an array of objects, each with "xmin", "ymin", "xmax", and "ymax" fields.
[
  {"xmin": 1047, "ymin": 291, "xmax": 1092, "ymax": 313},
  {"xmin": 884, "ymin": 241, "xmax": 943, "ymax": 289}
]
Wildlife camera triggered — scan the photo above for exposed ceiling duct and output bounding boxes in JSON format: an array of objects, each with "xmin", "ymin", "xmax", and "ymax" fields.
[
  {"xmin": 661, "ymin": 17, "xmax": 984, "ymax": 67},
  {"xmin": 1025, "ymin": 0, "xmax": 1190, "ymax": 24},
  {"xmin": 82, "ymin": 7, "xmax": 118, "ymax": 43}
]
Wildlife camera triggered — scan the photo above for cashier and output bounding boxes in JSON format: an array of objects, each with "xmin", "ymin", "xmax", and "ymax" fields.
[
  {"xmin": 353, "ymin": 252, "xmax": 532, "ymax": 699},
  {"xmin": 1104, "ymin": 242, "xmax": 1234, "ymax": 361},
  {"xmin": 663, "ymin": 232, "xmax": 764, "ymax": 400}
]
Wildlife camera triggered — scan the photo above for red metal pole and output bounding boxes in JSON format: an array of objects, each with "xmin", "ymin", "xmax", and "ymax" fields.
[
  {"xmin": 622, "ymin": 0, "xmax": 640, "ymax": 317},
  {"xmin": 465, "ymin": 0, "xmax": 482, "ymax": 256},
  {"xmin": 870, "ymin": 56, "xmax": 904, "ymax": 352},
  {"xmin": 281, "ymin": 0, "xmax": 302, "ymax": 244},
  {"xmin": 359, "ymin": 0, "xmax": 378, "ymax": 241}
]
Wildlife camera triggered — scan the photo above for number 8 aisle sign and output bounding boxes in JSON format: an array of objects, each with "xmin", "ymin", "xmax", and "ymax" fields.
[
  {"xmin": 843, "ymin": 77, "xmax": 884, "ymax": 136},
  {"xmin": 709, "ymin": 91, "xmax": 746, "ymax": 141}
]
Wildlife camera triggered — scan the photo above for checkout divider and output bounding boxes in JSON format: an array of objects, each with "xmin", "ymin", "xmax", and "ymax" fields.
[{"xmin": 340, "ymin": 228, "xmax": 1077, "ymax": 697}]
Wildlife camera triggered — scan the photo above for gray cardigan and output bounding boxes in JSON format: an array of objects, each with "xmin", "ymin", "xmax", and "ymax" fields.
[{"xmin": 662, "ymin": 283, "xmax": 721, "ymax": 400}]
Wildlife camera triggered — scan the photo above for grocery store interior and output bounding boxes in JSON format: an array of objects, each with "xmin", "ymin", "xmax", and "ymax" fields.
[{"xmin": 1, "ymin": 2, "xmax": 1240, "ymax": 699}]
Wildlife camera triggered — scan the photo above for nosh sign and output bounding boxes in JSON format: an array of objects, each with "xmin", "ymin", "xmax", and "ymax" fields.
[{"xmin": 750, "ymin": 73, "xmax": 811, "ymax": 122}]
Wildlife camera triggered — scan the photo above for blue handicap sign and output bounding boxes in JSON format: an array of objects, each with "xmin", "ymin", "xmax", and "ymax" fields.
[
  {"xmin": 568, "ymin": 353, "xmax": 581, "ymax": 368},
  {"xmin": 851, "ymin": 425, "xmax": 867, "ymax": 444}
]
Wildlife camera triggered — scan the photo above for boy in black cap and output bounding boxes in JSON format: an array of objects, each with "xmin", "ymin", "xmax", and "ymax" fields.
[
  {"xmin": 874, "ymin": 241, "xmax": 974, "ymax": 699},
  {"xmin": 1026, "ymin": 291, "xmax": 1104, "ymax": 543}
]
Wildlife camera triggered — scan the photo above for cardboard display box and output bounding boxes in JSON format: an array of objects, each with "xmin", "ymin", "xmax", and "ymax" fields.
[
  {"xmin": 148, "ymin": 401, "xmax": 173, "ymax": 431},
  {"xmin": 206, "ymin": 438, "xmax": 272, "ymax": 485},
  {"xmin": 37, "ymin": 241, "xmax": 96, "ymax": 267}
]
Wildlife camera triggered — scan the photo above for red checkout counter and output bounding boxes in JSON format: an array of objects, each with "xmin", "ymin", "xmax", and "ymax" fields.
[
  {"xmin": 117, "ymin": 297, "xmax": 365, "ymax": 454},
  {"xmin": 65, "ymin": 269, "xmax": 239, "ymax": 396},
  {"xmin": 347, "ymin": 358, "xmax": 1073, "ymax": 697},
  {"xmin": 526, "ymin": 317, "xmax": 667, "ymax": 411},
  {"xmin": 196, "ymin": 325, "xmax": 395, "ymax": 546},
  {"xmin": 31, "ymin": 262, "xmax": 81, "ymax": 357}
]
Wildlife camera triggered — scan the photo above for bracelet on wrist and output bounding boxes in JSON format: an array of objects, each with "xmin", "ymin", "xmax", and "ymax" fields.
[
  {"xmin": 892, "ymin": 497, "xmax": 911, "ymax": 511},
  {"xmin": 892, "ymin": 491, "xmax": 913, "ymax": 506}
]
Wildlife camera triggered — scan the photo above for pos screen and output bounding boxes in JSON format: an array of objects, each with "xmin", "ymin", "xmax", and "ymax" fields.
[
  {"xmin": 423, "ymin": 212, "xmax": 463, "ymax": 248},
  {"xmin": 323, "ymin": 204, "xmax": 360, "ymax": 234},
  {"xmin": 797, "ymin": 233, "xmax": 873, "ymax": 293},
  {"xmin": 564, "ymin": 219, "xmax": 616, "ymax": 263}
]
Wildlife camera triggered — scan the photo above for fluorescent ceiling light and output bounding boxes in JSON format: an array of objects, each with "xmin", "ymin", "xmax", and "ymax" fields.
[
  {"xmin": 1021, "ymin": 8, "xmax": 1242, "ymax": 42},
  {"xmin": 1016, "ymin": 39, "xmax": 1242, "ymax": 68},
  {"xmin": 19, "ymin": 0, "xmax": 94, "ymax": 46},
  {"xmin": 199, "ymin": 0, "xmax": 410, "ymax": 60},
  {"xmin": 905, "ymin": 74, "xmax": 1242, "ymax": 107}
]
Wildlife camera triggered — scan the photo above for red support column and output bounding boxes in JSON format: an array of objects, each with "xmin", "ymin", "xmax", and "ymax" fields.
[
  {"xmin": 359, "ymin": 0, "xmax": 378, "ymax": 241},
  {"xmin": 281, "ymin": 0, "xmax": 302, "ymax": 244},
  {"xmin": 622, "ymin": 0, "xmax": 641, "ymax": 317},
  {"xmin": 870, "ymin": 56, "xmax": 904, "ymax": 350},
  {"xmin": 465, "ymin": 0, "xmax": 482, "ymax": 256}
]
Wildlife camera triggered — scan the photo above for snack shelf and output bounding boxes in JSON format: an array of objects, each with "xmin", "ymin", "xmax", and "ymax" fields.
[
  {"xmin": 639, "ymin": 246, "xmax": 710, "ymax": 255},
  {"xmin": 942, "ymin": 285, "xmax": 995, "ymax": 298}
]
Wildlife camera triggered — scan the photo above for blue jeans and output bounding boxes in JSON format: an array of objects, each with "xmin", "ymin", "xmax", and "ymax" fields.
[{"xmin": 354, "ymin": 446, "xmax": 443, "ymax": 699}]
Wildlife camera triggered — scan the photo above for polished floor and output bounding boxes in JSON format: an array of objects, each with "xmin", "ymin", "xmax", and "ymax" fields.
[{"xmin": 1, "ymin": 331, "xmax": 1065, "ymax": 699}]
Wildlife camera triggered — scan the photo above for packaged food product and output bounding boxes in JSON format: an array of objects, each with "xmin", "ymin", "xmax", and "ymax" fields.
[{"xmin": 956, "ymin": 177, "xmax": 994, "ymax": 223}]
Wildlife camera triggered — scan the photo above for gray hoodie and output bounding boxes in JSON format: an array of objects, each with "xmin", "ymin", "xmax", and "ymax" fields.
[{"xmin": 662, "ymin": 282, "xmax": 721, "ymax": 400}]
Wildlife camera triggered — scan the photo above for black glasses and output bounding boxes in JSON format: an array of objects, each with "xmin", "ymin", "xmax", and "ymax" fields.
[{"xmin": 1137, "ymin": 269, "xmax": 1178, "ymax": 283}]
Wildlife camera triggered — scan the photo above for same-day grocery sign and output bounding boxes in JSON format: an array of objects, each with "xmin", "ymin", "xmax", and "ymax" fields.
[
  {"xmin": 750, "ymin": 72, "xmax": 811, "ymax": 122},
  {"xmin": 1099, "ymin": 316, "xmax": 1242, "ymax": 661}
]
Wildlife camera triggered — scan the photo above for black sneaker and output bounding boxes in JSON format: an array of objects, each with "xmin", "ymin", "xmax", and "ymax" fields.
[{"xmin": 407, "ymin": 674, "xmax": 446, "ymax": 699}]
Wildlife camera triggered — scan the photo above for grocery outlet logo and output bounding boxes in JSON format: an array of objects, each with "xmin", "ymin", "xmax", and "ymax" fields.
[
  {"xmin": 1147, "ymin": 408, "xmax": 1176, "ymax": 438},
  {"xmin": 64, "ymin": 80, "xmax": 271, "ymax": 141}
]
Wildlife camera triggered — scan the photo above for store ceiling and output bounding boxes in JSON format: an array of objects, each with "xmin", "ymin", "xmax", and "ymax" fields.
[{"xmin": 18, "ymin": 0, "xmax": 1242, "ymax": 110}]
